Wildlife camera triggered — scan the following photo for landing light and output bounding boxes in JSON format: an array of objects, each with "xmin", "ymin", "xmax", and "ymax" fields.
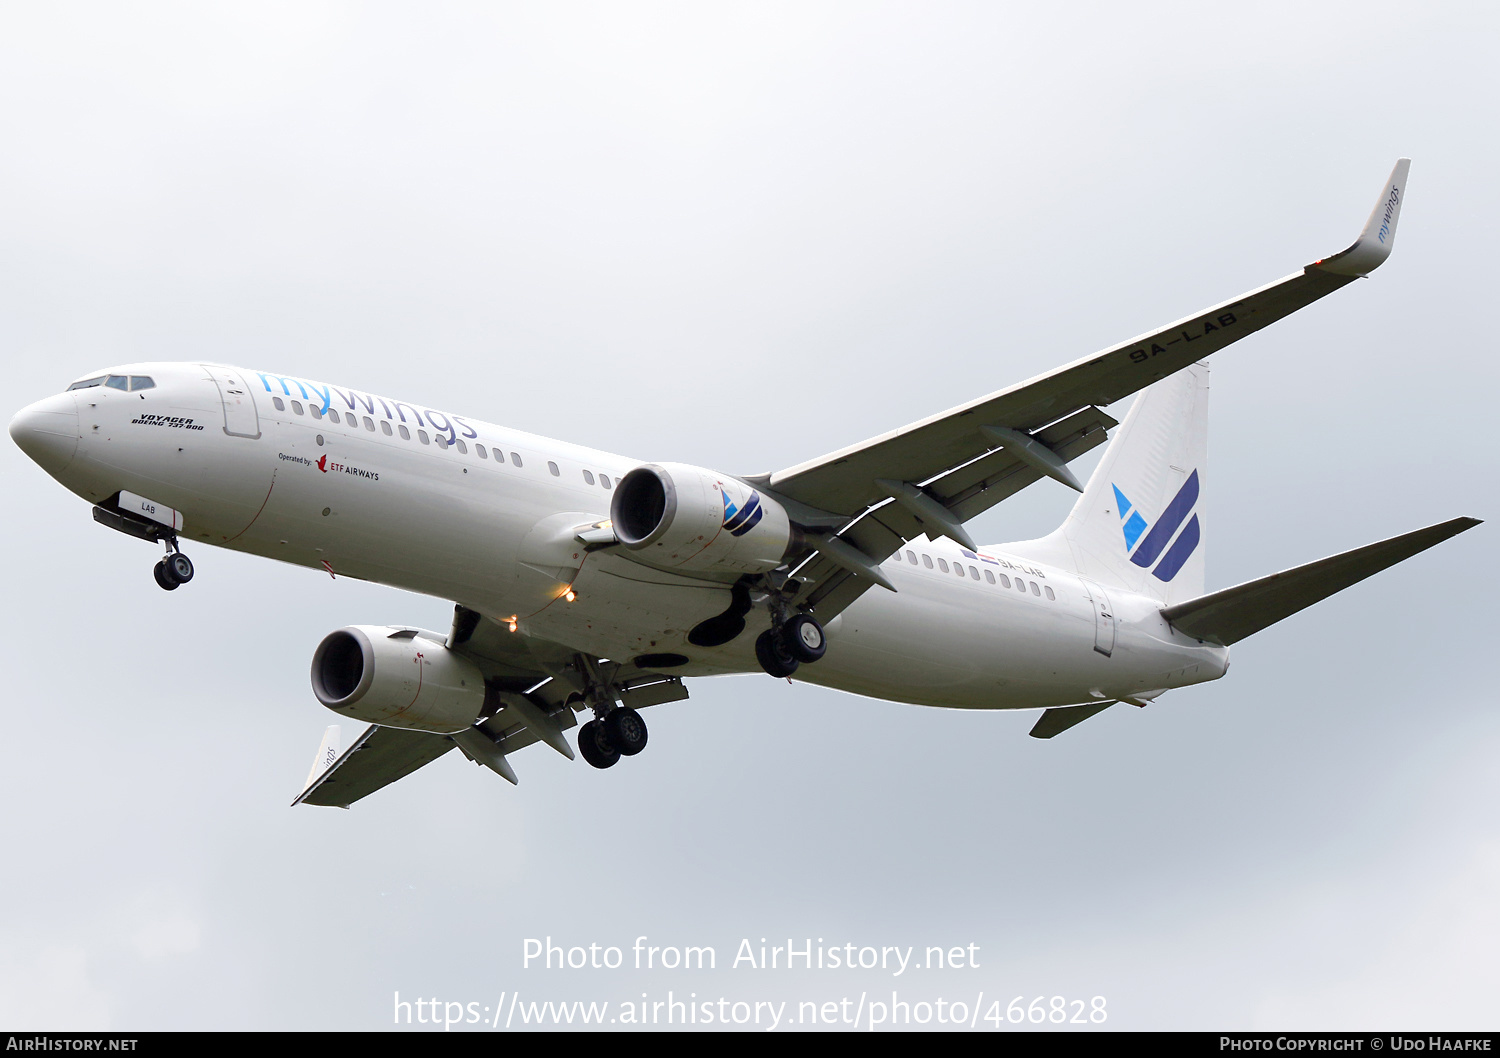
[{"xmin": 565, "ymin": 590, "xmax": 577, "ymax": 603}]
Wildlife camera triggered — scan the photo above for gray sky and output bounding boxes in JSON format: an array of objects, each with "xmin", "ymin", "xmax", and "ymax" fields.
[{"xmin": 2, "ymin": 1, "xmax": 1496, "ymax": 1031}]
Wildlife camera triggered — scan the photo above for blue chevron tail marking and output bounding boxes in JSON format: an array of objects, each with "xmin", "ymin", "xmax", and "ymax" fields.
[
  {"xmin": 1151, "ymin": 514, "xmax": 1200, "ymax": 582},
  {"xmin": 1129, "ymin": 470, "xmax": 1200, "ymax": 569}
]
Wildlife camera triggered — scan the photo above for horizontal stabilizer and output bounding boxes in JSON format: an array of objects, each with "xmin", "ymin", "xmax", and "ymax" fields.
[
  {"xmin": 1161, "ymin": 517, "xmax": 1480, "ymax": 646},
  {"xmin": 293, "ymin": 724, "xmax": 456, "ymax": 808},
  {"xmin": 1029, "ymin": 700, "xmax": 1114, "ymax": 739}
]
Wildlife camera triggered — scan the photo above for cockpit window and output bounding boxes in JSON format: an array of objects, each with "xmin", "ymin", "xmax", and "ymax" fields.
[{"xmin": 66, "ymin": 374, "xmax": 155, "ymax": 392}]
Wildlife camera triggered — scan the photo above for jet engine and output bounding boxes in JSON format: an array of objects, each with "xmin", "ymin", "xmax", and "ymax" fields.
[
  {"xmin": 310, "ymin": 625, "xmax": 484, "ymax": 734},
  {"xmin": 610, "ymin": 463, "xmax": 795, "ymax": 575}
]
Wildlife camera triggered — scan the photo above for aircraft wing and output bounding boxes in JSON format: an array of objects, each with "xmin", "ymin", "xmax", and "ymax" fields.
[
  {"xmin": 293, "ymin": 606, "xmax": 693, "ymax": 808},
  {"xmin": 765, "ymin": 160, "xmax": 1411, "ymax": 619},
  {"xmin": 293, "ymin": 724, "xmax": 456, "ymax": 808}
]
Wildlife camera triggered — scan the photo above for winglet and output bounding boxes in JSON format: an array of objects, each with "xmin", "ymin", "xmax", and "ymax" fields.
[
  {"xmin": 1311, "ymin": 159, "xmax": 1411, "ymax": 276},
  {"xmin": 302, "ymin": 725, "xmax": 342, "ymax": 791}
]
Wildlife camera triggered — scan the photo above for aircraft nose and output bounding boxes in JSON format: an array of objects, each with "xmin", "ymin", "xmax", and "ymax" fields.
[{"xmin": 9, "ymin": 393, "xmax": 80, "ymax": 477}]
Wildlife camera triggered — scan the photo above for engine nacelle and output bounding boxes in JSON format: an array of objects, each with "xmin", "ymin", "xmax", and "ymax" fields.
[
  {"xmin": 610, "ymin": 463, "xmax": 793, "ymax": 575},
  {"xmin": 310, "ymin": 625, "xmax": 485, "ymax": 734}
]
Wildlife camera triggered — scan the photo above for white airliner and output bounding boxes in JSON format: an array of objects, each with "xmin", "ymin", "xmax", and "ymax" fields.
[{"xmin": 9, "ymin": 160, "xmax": 1478, "ymax": 807}]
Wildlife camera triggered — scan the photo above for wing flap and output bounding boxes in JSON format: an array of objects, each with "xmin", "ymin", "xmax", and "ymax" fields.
[
  {"xmin": 938, "ymin": 406, "xmax": 1116, "ymax": 522},
  {"xmin": 1161, "ymin": 517, "xmax": 1480, "ymax": 647},
  {"xmin": 789, "ymin": 407, "xmax": 1117, "ymax": 619}
]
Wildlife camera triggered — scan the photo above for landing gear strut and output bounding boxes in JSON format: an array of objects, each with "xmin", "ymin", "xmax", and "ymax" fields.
[
  {"xmin": 571, "ymin": 656, "xmax": 650, "ymax": 770},
  {"xmin": 755, "ymin": 613, "xmax": 827, "ymax": 678},
  {"xmin": 152, "ymin": 539, "xmax": 194, "ymax": 591}
]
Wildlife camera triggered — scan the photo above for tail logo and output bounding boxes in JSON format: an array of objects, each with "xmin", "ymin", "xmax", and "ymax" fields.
[
  {"xmin": 1112, "ymin": 470, "xmax": 1200, "ymax": 582},
  {"xmin": 721, "ymin": 488, "xmax": 764, "ymax": 537}
]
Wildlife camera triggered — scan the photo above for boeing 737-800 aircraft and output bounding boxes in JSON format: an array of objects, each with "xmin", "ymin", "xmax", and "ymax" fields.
[{"xmin": 9, "ymin": 160, "xmax": 1478, "ymax": 807}]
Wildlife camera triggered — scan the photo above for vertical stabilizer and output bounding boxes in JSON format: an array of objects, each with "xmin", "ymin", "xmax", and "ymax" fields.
[{"xmin": 1010, "ymin": 364, "xmax": 1210, "ymax": 606}]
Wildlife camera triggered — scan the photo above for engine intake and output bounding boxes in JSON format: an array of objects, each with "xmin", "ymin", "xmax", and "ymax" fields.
[
  {"xmin": 311, "ymin": 625, "xmax": 485, "ymax": 734},
  {"xmin": 611, "ymin": 463, "xmax": 793, "ymax": 575}
]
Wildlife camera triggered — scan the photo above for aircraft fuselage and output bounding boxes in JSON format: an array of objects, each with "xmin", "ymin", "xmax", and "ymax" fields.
[{"xmin": 12, "ymin": 361, "xmax": 1228, "ymax": 713}]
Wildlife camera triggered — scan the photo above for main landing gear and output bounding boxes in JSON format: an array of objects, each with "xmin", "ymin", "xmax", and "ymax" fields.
[
  {"xmin": 577, "ymin": 707, "xmax": 648, "ymax": 770},
  {"xmin": 570, "ymin": 655, "xmax": 650, "ymax": 770},
  {"xmin": 152, "ymin": 539, "xmax": 195, "ymax": 591},
  {"xmin": 755, "ymin": 612, "xmax": 826, "ymax": 678}
]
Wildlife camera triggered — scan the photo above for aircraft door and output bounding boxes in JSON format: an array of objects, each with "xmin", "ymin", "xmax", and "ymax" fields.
[
  {"xmin": 202, "ymin": 365, "xmax": 261, "ymax": 439},
  {"xmin": 1085, "ymin": 580, "xmax": 1116, "ymax": 657}
]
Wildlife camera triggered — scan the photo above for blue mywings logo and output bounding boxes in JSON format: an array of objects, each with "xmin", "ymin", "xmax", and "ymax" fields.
[
  {"xmin": 721, "ymin": 488, "xmax": 764, "ymax": 537},
  {"xmin": 1112, "ymin": 470, "xmax": 1200, "ymax": 583}
]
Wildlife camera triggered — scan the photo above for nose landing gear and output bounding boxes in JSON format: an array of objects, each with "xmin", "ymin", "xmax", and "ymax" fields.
[{"xmin": 153, "ymin": 540, "xmax": 195, "ymax": 591}]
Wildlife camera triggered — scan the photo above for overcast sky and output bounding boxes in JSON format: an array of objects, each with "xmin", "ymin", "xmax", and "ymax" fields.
[{"xmin": 2, "ymin": 1, "xmax": 1496, "ymax": 1032}]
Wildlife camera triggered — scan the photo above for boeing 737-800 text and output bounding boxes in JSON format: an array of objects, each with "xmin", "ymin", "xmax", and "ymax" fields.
[{"xmin": 9, "ymin": 160, "xmax": 1478, "ymax": 806}]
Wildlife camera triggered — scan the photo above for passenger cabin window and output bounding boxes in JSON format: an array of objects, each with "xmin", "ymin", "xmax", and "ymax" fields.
[
  {"xmin": 548, "ymin": 461, "xmax": 560, "ymax": 477},
  {"xmin": 984, "ymin": 570, "xmax": 995, "ymax": 584},
  {"xmin": 328, "ymin": 410, "xmax": 340, "ymax": 424},
  {"xmin": 476, "ymin": 444, "xmax": 488, "ymax": 459},
  {"xmin": 106, "ymin": 375, "xmax": 128, "ymax": 391},
  {"xmin": 347, "ymin": 415, "xmax": 359, "ymax": 430},
  {"xmin": 937, "ymin": 559, "xmax": 949, "ymax": 573},
  {"xmin": 456, "ymin": 440, "xmax": 467, "ymax": 454},
  {"xmin": 129, "ymin": 376, "xmax": 155, "ymax": 391},
  {"xmin": 599, "ymin": 474, "xmax": 611, "ymax": 489},
  {"xmin": 435, "ymin": 434, "xmax": 448, "ymax": 449},
  {"xmin": 582, "ymin": 470, "xmax": 595, "ymax": 485},
  {"xmin": 380, "ymin": 420, "xmax": 392, "ymax": 435},
  {"xmin": 398, "ymin": 425, "xmax": 410, "ymax": 440},
  {"xmin": 291, "ymin": 401, "xmax": 304, "ymax": 415},
  {"xmin": 1031, "ymin": 582, "xmax": 1041, "ymax": 596},
  {"xmin": 363, "ymin": 416, "xmax": 375, "ymax": 431},
  {"xmin": 906, "ymin": 550, "xmax": 916, "ymax": 563},
  {"xmin": 1045, "ymin": 586, "xmax": 1055, "ymax": 600},
  {"xmin": 922, "ymin": 555, "xmax": 933, "ymax": 569},
  {"xmin": 311, "ymin": 406, "xmax": 323, "ymax": 420},
  {"xmin": 67, "ymin": 376, "xmax": 106, "ymax": 391},
  {"xmin": 511, "ymin": 452, "xmax": 522, "ymax": 466},
  {"xmin": 418, "ymin": 430, "xmax": 430, "ymax": 444},
  {"xmin": 969, "ymin": 565, "xmax": 980, "ymax": 580},
  {"xmin": 272, "ymin": 396, "xmax": 286, "ymax": 411}
]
